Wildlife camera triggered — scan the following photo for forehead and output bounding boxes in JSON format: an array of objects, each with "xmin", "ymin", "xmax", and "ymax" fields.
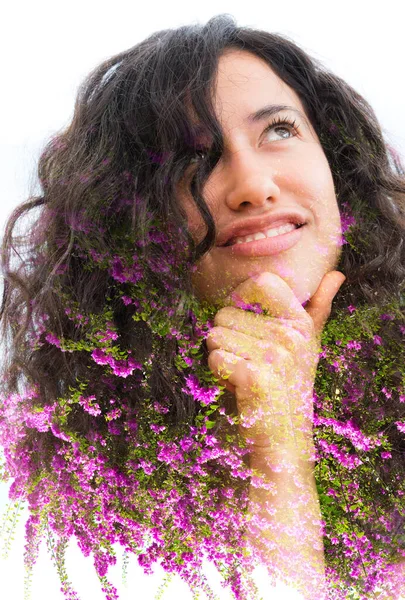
[
  {"xmin": 216, "ymin": 49, "xmax": 286, "ymax": 88},
  {"xmin": 214, "ymin": 49, "xmax": 305, "ymax": 120},
  {"xmin": 190, "ymin": 49, "xmax": 313, "ymax": 142}
]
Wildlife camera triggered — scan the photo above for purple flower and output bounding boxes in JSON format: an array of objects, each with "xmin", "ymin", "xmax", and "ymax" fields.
[
  {"xmin": 156, "ymin": 441, "xmax": 184, "ymax": 465},
  {"xmin": 45, "ymin": 333, "xmax": 62, "ymax": 348},
  {"xmin": 106, "ymin": 407, "xmax": 122, "ymax": 421},
  {"xmin": 91, "ymin": 348, "xmax": 112, "ymax": 366},
  {"xmin": 150, "ymin": 424, "xmax": 166, "ymax": 434},
  {"xmin": 221, "ymin": 487, "xmax": 234, "ymax": 499},
  {"xmin": 138, "ymin": 459, "xmax": 156, "ymax": 475},
  {"xmin": 318, "ymin": 439, "xmax": 363, "ymax": 469},
  {"xmin": 78, "ymin": 395, "xmax": 101, "ymax": 416},
  {"xmin": 107, "ymin": 421, "xmax": 121, "ymax": 435},
  {"xmin": 179, "ymin": 437, "xmax": 194, "ymax": 452},
  {"xmin": 50, "ymin": 422, "xmax": 71, "ymax": 442},
  {"xmin": 91, "ymin": 349, "xmax": 142, "ymax": 378},
  {"xmin": 109, "ymin": 255, "xmax": 143, "ymax": 284},
  {"xmin": 88, "ymin": 248, "xmax": 106, "ymax": 263},
  {"xmin": 227, "ymin": 293, "xmax": 264, "ymax": 314},
  {"xmin": 97, "ymin": 329, "xmax": 119, "ymax": 342},
  {"xmin": 51, "ymin": 454, "xmax": 66, "ymax": 472},
  {"xmin": 110, "ymin": 356, "xmax": 142, "ymax": 378},
  {"xmin": 153, "ymin": 401, "xmax": 170, "ymax": 414},
  {"xmin": 346, "ymin": 340, "xmax": 362, "ymax": 350},
  {"xmin": 181, "ymin": 374, "xmax": 220, "ymax": 406},
  {"xmin": 24, "ymin": 405, "xmax": 54, "ymax": 432}
]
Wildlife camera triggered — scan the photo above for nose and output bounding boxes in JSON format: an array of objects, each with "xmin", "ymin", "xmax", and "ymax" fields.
[{"xmin": 220, "ymin": 149, "xmax": 282, "ymax": 211}]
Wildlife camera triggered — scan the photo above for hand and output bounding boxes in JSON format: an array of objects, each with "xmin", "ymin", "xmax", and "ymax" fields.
[{"xmin": 206, "ymin": 270, "xmax": 346, "ymax": 453}]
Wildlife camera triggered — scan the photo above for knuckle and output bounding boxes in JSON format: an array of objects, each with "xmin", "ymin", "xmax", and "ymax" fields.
[
  {"xmin": 283, "ymin": 328, "xmax": 306, "ymax": 351},
  {"xmin": 291, "ymin": 317, "xmax": 315, "ymax": 340},
  {"xmin": 303, "ymin": 312, "xmax": 316, "ymax": 330},
  {"xmin": 207, "ymin": 348, "xmax": 221, "ymax": 371},
  {"xmin": 257, "ymin": 339, "xmax": 269, "ymax": 351},
  {"xmin": 214, "ymin": 307, "xmax": 234, "ymax": 325},
  {"xmin": 255, "ymin": 271, "xmax": 276, "ymax": 287},
  {"xmin": 206, "ymin": 326, "xmax": 219, "ymax": 341},
  {"xmin": 245, "ymin": 361, "xmax": 261, "ymax": 382}
]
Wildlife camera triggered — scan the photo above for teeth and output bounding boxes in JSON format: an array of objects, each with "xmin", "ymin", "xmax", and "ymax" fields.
[{"xmin": 233, "ymin": 223, "xmax": 298, "ymax": 245}]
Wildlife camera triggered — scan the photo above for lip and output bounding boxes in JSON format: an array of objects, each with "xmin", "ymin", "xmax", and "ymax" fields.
[
  {"xmin": 217, "ymin": 224, "xmax": 306, "ymax": 257},
  {"xmin": 217, "ymin": 209, "xmax": 308, "ymax": 247}
]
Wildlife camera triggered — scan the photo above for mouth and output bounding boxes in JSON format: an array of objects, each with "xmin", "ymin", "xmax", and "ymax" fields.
[
  {"xmin": 218, "ymin": 223, "xmax": 306, "ymax": 257},
  {"xmin": 221, "ymin": 222, "xmax": 306, "ymax": 247}
]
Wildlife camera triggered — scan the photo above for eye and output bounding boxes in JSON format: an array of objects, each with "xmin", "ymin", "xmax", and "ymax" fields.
[
  {"xmin": 263, "ymin": 116, "xmax": 300, "ymax": 141},
  {"xmin": 187, "ymin": 116, "xmax": 300, "ymax": 167},
  {"xmin": 189, "ymin": 149, "xmax": 207, "ymax": 165}
]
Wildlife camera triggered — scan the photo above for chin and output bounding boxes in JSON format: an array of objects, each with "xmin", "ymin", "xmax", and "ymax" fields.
[
  {"xmin": 262, "ymin": 271, "xmax": 319, "ymax": 307},
  {"xmin": 282, "ymin": 282, "xmax": 311, "ymax": 306},
  {"xmin": 296, "ymin": 288, "xmax": 313, "ymax": 306}
]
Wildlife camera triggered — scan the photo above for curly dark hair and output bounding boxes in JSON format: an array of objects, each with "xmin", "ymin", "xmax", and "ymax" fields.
[{"xmin": 1, "ymin": 12, "xmax": 404, "ymax": 522}]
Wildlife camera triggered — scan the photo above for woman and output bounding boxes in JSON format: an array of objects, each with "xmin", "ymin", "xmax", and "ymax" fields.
[{"xmin": 0, "ymin": 13, "xmax": 404, "ymax": 600}]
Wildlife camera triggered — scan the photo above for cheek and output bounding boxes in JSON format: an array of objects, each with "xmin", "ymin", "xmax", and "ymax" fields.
[
  {"xmin": 323, "ymin": 202, "xmax": 343, "ymax": 253},
  {"xmin": 308, "ymin": 163, "xmax": 341, "ymax": 245},
  {"xmin": 311, "ymin": 215, "xmax": 342, "ymax": 269},
  {"xmin": 177, "ymin": 185, "xmax": 209, "ymax": 243},
  {"xmin": 190, "ymin": 253, "xmax": 231, "ymax": 305}
]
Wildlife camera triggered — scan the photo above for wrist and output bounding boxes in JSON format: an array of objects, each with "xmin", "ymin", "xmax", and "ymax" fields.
[
  {"xmin": 249, "ymin": 439, "xmax": 317, "ymax": 481},
  {"xmin": 249, "ymin": 434, "xmax": 316, "ymax": 460}
]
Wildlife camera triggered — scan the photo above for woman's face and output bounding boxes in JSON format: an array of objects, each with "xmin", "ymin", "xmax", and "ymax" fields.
[{"xmin": 177, "ymin": 49, "xmax": 343, "ymax": 307}]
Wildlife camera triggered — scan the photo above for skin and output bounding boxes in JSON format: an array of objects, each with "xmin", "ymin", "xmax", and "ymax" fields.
[
  {"xmin": 178, "ymin": 48, "xmax": 343, "ymax": 308},
  {"xmin": 175, "ymin": 49, "xmax": 348, "ymax": 598},
  {"xmin": 203, "ymin": 268, "xmax": 344, "ymax": 599},
  {"xmin": 172, "ymin": 50, "xmax": 405, "ymax": 599},
  {"xmin": 177, "ymin": 47, "xmax": 346, "ymax": 451}
]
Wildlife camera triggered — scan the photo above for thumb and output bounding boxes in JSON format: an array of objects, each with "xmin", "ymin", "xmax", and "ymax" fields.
[{"xmin": 305, "ymin": 271, "xmax": 346, "ymax": 339}]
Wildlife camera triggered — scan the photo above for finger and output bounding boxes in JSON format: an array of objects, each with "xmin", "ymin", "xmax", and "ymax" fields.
[
  {"xmin": 305, "ymin": 271, "xmax": 346, "ymax": 339},
  {"xmin": 206, "ymin": 326, "xmax": 271, "ymax": 361},
  {"xmin": 213, "ymin": 306, "xmax": 313, "ymax": 348},
  {"xmin": 208, "ymin": 350, "xmax": 300, "ymax": 434},
  {"xmin": 223, "ymin": 271, "xmax": 310, "ymax": 323},
  {"xmin": 218, "ymin": 378, "xmax": 236, "ymax": 395},
  {"xmin": 209, "ymin": 368, "xmax": 237, "ymax": 395},
  {"xmin": 208, "ymin": 347, "xmax": 293, "ymax": 398},
  {"xmin": 207, "ymin": 348, "xmax": 253, "ymax": 392}
]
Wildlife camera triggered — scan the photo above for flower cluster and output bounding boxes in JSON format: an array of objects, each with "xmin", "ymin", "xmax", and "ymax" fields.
[{"xmin": 0, "ymin": 212, "xmax": 404, "ymax": 600}]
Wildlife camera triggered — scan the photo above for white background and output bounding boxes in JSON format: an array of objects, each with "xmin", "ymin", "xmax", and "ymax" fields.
[{"xmin": 1, "ymin": 1, "xmax": 404, "ymax": 598}]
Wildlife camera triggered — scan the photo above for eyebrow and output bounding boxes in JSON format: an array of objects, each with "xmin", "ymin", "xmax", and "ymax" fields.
[{"xmin": 247, "ymin": 104, "xmax": 307, "ymax": 124}]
